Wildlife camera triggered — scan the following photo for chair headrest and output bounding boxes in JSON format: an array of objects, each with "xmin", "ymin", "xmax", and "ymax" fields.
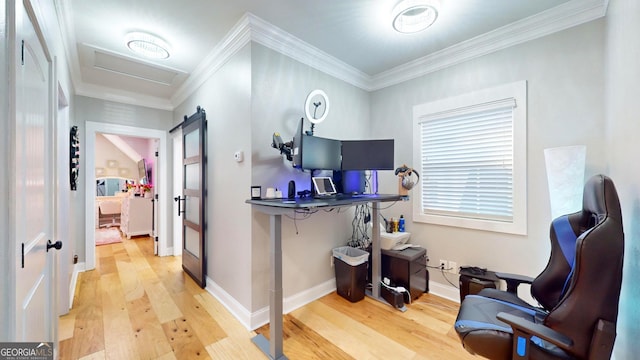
[{"xmin": 582, "ymin": 174, "xmax": 622, "ymax": 224}]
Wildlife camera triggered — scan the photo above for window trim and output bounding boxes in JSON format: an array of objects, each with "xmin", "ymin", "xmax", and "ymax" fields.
[{"xmin": 412, "ymin": 81, "xmax": 527, "ymax": 235}]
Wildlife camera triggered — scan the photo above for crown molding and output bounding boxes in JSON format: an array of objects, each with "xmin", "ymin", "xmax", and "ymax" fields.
[
  {"xmin": 58, "ymin": 0, "xmax": 173, "ymax": 110},
  {"xmin": 62, "ymin": 0, "xmax": 607, "ymax": 110},
  {"xmin": 172, "ymin": 0, "xmax": 607, "ymax": 104},
  {"xmin": 246, "ymin": 13, "xmax": 371, "ymax": 90},
  {"xmin": 370, "ymin": 0, "xmax": 608, "ymax": 90},
  {"xmin": 55, "ymin": 0, "xmax": 82, "ymax": 93},
  {"xmin": 170, "ymin": 13, "xmax": 371, "ymax": 108},
  {"xmin": 170, "ymin": 14, "xmax": 253, "ymax": 107}
]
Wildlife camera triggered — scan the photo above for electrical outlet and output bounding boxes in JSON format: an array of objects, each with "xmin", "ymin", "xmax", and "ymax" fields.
[
  {"xmin": 448, "ymin": 261, "xmax": 457, "ymax": 274},
  {"xmin": 439, "ymin": 259, "xmax": 447, "ymax": 270}
]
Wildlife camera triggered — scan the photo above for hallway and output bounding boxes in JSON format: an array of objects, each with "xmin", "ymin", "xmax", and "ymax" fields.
[{"xmin": 58, "ymin": 235, "xmax": 262, "ymax": 359}]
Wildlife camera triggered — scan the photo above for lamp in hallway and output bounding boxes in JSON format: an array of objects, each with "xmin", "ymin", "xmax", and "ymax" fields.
[{"xmin": 544, "ymin": 145, "xmax": 586, "ymax": 219}]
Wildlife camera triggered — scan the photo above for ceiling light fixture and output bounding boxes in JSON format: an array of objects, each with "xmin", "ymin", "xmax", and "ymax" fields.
[
  {"xmin": 392, "ymin": 0, "xmax": 439, "ymax": 34},
  {"xmin": 125, "ymin": 31, "xmax": 170, "ymax": 60}
]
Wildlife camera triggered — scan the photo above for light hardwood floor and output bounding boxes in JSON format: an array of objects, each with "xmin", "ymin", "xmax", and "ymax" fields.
[{"xmin": 59, "ymin": 233, "xmax": 476, "ymax": 359}]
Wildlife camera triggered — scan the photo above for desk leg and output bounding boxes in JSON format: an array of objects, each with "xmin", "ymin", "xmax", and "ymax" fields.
[
  {"xmin": 371, "ymin": 204, "xmax": 380, "ymax": 299},
  {"xmin": 252, "ymin": 214, "xmax": 288, "ymax": 360}
]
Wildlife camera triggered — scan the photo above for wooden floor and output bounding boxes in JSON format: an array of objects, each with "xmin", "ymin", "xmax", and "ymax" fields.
[{"xmin": 59, "ymin": 232, "xmax": 476, "ymax": 359}]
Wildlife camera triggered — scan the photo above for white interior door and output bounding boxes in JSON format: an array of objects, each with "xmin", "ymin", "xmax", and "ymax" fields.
[{"xmin": 14, "ymin": 1, "xmax": 57, "ymax": 342}]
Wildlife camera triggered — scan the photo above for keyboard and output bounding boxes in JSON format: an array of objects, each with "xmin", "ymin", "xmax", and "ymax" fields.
[
  {"xmin": 313, "ymin": 193, "xmax": 371, "ymax": 200},
  {"xmin": 336, "ymin": 193, "xmax": 368, "ymax": 199}
]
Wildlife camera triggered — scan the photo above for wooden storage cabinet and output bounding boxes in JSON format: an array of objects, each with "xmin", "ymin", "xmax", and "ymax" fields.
[
  {"xmin": 121, "ymin": 197, "xmax": 153, "ymax": 239},
  {"xmin": 381, "ymin": 247, "xmax": 429, "ymax": 301}
]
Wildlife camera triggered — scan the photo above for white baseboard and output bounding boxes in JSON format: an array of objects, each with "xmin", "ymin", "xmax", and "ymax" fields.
[
  {"xmin": 283, "ymin": 279, "xmax": 336, "ymax": 316},
  {"xmin": 69, "ymin": 262, "xmax": 86, "ymax": 308},
  {"xmin": 207, "ymin": 278, "xmax": 462, "ymax": 331},
  {"xmin": 428, "ymin": 280, "xmax": 460, "ymax": 303},
  {"xmin": 204, "ymin": 278, "xmax": 255, "ymax": 331},
  {"xmin": 73, "ymin": 263, "xmax": 459, "ymax": 328},
  {"xmin": 205, "ymin": 276, "xmax": 336, "ymax": 331}
]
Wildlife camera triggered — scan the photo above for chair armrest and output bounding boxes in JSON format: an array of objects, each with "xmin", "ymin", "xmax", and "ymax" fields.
[
  {"xmin": 497, "ymin": 312, "xmax": 574, "ymax": 354},
  {"xmin": 495, "ymin": 272, "xmax": 534, "ymax": 293}
]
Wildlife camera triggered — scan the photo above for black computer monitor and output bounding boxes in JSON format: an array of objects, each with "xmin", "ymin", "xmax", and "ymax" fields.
[
  {"xmin": 301, "ymin": 134, "xmax": 342, "ymax": 170},
  {"xmin": 341, "ymin": 139, "xmax": 395, "ymax": 170},
  {"xmin": 292, "ymin": 118, "xmax": 304, "ymax": 169}
]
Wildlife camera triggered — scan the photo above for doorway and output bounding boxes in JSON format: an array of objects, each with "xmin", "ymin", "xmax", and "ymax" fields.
[
  {"xmin": 94, "ymin": 133, "xmax": 156, "ymax": 250},
  {"xmin": 84, "ymin": 122, "xmax": 168, "ymax": 270}
]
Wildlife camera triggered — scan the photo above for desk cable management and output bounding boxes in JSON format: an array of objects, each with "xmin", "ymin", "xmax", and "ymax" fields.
[
  {"xmin": 286, "ymin": 207, "xmax": 348, "ymax": 235},
  {"xmin": 427, "ymin": 263, "xmax": 459, "ymax": 289},
  {"xmin": 380, "ymin": 277, "xmax": 411, "ymax": 304}
]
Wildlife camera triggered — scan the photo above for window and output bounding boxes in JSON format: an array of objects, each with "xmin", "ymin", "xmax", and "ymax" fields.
[{"xmin": 413, "ymin": 81, "xmax": 527, "ymax": 235}]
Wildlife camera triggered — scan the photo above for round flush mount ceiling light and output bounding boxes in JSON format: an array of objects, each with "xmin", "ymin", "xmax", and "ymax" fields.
[
  {"xmin": 125, "ymin": 31, "xmax": 170, "ymax": 59},
  {"xmin": 392, "ymin": 0, "xmax": 439, "ymax": 34}
]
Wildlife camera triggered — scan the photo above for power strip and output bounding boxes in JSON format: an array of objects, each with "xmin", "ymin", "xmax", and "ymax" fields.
[{"xmin": 380, "ymin": 285, "xmax": 404, "ymax": 309}]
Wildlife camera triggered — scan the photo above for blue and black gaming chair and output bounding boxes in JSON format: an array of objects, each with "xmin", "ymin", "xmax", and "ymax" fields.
[{"xmin": 454, "ymin": 174, "xmax": 624, "ymax": 359}]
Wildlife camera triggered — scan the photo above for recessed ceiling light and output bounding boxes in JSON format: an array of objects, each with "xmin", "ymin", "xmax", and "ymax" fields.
[
  {"xmin": 392, "ymin": 0, "xmax": 439, "ymax": 34},
  {"xmin": 125, "ymin": 32, "xmax": 170, "ymax": 60}
]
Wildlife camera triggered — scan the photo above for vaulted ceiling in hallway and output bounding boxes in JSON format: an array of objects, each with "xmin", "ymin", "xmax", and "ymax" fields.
[{"xmin": 58, "ymin": 0, "xmax": 606, "ymax": 110}]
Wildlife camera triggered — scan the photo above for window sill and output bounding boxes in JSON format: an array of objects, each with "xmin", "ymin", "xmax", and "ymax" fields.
[{"xmin": 413, "ymin": 212, "xmax": 527, "ymax": 235}]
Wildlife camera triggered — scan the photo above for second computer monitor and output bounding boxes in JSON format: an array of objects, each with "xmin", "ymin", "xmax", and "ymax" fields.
[{"xmin": 341, "ymin": 139, "xmax": 394, "ymax": 171}]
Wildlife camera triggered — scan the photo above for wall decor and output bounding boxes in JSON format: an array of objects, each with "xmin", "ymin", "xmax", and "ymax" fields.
[
  {"xmin": 70, "ymin": 125, "xmax": 80, "ymax": 191},
  {"xmin": 118, "ymin": 168, "xmax": 130, "ymax": 177}
]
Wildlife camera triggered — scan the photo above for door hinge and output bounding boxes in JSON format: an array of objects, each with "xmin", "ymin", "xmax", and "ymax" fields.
[
  {"xmin": 155, "ymin": 236, "xmax": 158, "ymax": 242},
  {"xmin": 155, "ymin": 151, "xmax": 159, "ymax": 157},
  {"xmin": 21, "ymin": 40, "xmax": 25, "ymax": 65},
  {"xmin": 21, "ymin": 243, "xmax": 25, "ymax": 268}
]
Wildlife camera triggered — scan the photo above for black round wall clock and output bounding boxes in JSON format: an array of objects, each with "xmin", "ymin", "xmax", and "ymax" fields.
[{"xmin": 70, "ymin": 125, "xmax": 80, "ymax": 191}]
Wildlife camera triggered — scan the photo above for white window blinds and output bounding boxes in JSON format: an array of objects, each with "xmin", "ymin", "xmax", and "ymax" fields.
[{"xmin": 419, "ymin": 99, "xmax": 516, "ymax": 222}]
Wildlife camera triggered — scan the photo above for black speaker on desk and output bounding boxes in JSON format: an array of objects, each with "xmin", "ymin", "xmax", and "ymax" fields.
[{"xmin": 287, "ymin": 180, "xmax": 296, "ymax": 199}]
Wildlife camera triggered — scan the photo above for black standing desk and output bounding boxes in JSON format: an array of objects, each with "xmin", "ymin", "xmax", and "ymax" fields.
[{"xmin": 246, "ymin": 194, "xmax": 403, "ymax": 360}]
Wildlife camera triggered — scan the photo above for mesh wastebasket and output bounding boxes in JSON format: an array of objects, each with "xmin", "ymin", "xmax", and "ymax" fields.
[{"xmin": 333, "ymin": 246, "xmax": 369, "ymax": 302}]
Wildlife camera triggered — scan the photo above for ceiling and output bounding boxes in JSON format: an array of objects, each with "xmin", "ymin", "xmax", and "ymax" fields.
[{"xmin": 57, "ymin": 0, "xmax": 606, "ymax": 110}]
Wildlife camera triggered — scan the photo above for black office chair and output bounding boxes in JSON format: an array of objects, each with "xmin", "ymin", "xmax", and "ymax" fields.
[{"xmin": 454, "ymin": 174, "xmax": 624, "ymax": 359}]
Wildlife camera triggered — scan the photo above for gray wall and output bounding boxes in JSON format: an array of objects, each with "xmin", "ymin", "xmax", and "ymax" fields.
[
  {"xmin": 605, "ymin": 0, "xmax": 640, "ymax": 356},
  {"xmin": 370, "ymin": 19, "xmax": 607, "ymax": 300},
  {"xmin": 173, "ymin": 44, "xmax": 254, "ymax": 310},
  {"xmin": 249, "ymin": 43, "xmax": 371, "ymax": 310},
  {"xmin": 173, "ymin": 42, "xmax": 371, "ymax": 312}
]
